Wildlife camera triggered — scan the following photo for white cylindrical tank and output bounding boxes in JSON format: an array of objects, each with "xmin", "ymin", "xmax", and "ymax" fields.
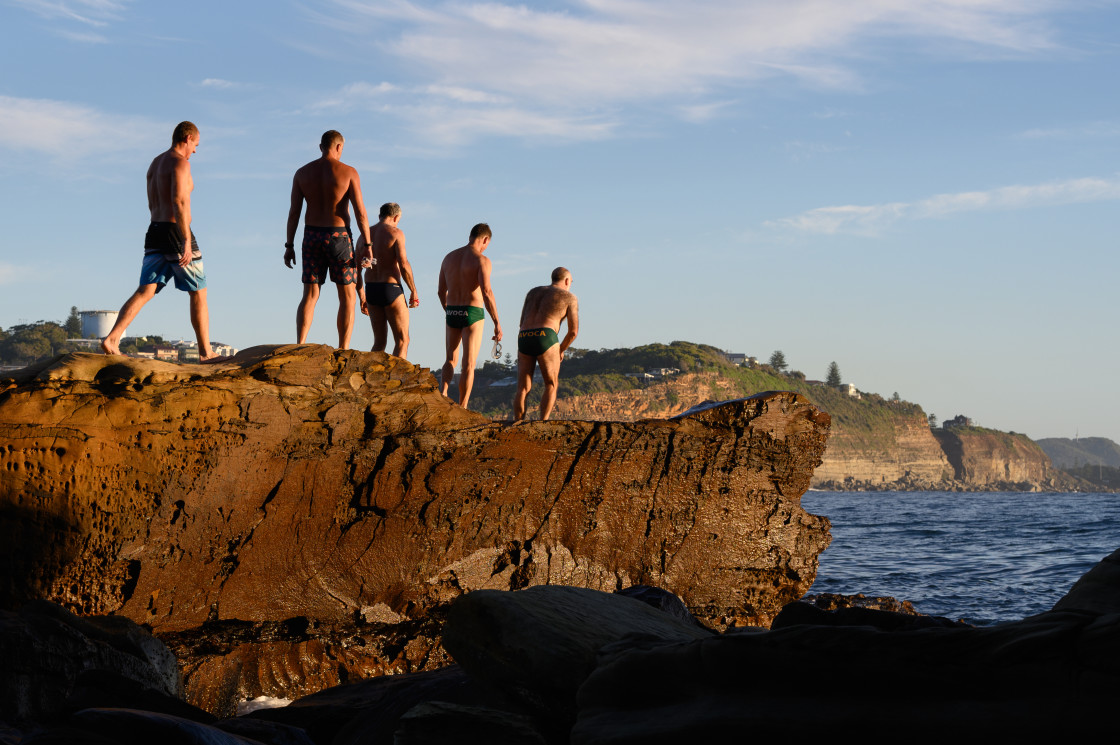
[{"xmin": 80, "ymin": 310, "xmax": 120, "ymax": 339}]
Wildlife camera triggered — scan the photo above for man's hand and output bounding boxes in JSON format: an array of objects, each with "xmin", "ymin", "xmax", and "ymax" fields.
[
  {"xmin": 359, "ymin": 294, "xmax": 369, "ymax": 316},
  {"xmin": 492, "ymin": 324, "xmax": 503, "ymax": 342},
  {"xmin": 284, "ymin": 245, "xmax": 296, "ymax": 268},
  {"xmin": 409, "ymin": 293, "xmax": 419, "ymax": 308},
  {"xmin": 178, "ymin": 249, "xmax": 192, "ymax": 268}
]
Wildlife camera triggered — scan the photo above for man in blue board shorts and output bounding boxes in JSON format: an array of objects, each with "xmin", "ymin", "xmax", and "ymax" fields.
[{"xmin": 101, "ymin": 121, "xmax": 217, "ymax": 360}]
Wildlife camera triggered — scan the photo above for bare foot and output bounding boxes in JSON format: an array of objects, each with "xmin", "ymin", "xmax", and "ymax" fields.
[
  {"xmin": 198, "ymin": 349, "xmax": 224, "ymax": 364},
  {"xmin": 100, "ymin": 338, "xmax": 121, "ymax": 355}
]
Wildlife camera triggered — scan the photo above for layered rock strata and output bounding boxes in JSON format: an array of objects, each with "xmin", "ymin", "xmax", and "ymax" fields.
[
  {"xmin": 812, "ymin": 411, "xmax": 953, "ymax": 488},
  {"xmin": 933, "ymin": 426, "xmax": 1054, "ymax": 487},
  {"xmin": 1, "ymin": 346, "xmax": 831, "ymax": 710}
]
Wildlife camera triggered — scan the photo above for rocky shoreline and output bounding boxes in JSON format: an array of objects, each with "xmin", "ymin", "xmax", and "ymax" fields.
[
  {"xmin": 3, "ymin": 346, "xmax": 1116, "ymax": 740},
  {"xmin": 4, "ymin": 551, "xmax": 1118, "ymax": 741}
]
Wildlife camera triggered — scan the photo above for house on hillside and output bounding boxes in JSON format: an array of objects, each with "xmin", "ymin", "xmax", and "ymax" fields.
[
  {"xmin": 646, "ymin": 367, "xmax": 680, "ymax": 378},
  {"xmin": 841, "ymin": 383, "xmax": 860, "ymax": 399},
  {"xmin": 944, "ymin": 414, "xmax": 973, "ymax": 428}
]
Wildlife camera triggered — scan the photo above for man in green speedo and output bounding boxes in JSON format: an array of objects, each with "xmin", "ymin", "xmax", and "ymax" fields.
[
  {"xmin": 437, "ymin": 223, "xmax": 502, "ymax": 410},
  {"xmin": 513, "ymin": 267, "xmax": 579, "ymax": 421}
]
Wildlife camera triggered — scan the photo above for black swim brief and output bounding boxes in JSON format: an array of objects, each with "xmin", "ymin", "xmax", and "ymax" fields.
[
  {"xmin": 366, "ymin": 282, "xmax": 405, "ymax": 307},
  {"xmin": 518, "ymin": 328, "xmax": 560, "ymax": 356},
  {"xmin": 144, "ymin": 222, "xmax": 201, "ymax": 261},
  {"xmin": 302, "ymin": 226, "xmax": 355, "ymax": 285}
]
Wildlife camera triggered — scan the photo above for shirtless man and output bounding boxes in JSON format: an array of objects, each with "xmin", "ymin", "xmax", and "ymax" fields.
[
  {"xmin": 437, "ymin": 223, "xmax": 501, "ymax": 410},
  {"xmin": 101, "ymin": 121, "xmax": 216, "ymax": 360},
  {"xmin": 357, "ymin": 203, "xmax": 418, "ymax": 358},
  {"xmin": 284, "ymin": 130, "xmax": 373, "ymax": 350},
  {"xmin": 513, "ymin": 267, "xmax": 579, "ymax": 421}
]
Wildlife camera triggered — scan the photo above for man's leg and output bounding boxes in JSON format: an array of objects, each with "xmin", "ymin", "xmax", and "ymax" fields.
[
  {"xmin": 296, "ymin": 283, "xmax": 320, "ymax": 343},
  {"xmin": 101, "ymin": 284, "xmax": 158, "ymax": 355},
  {"xmin": 369, "ymin": 304, "xmax": 389, "ymax": 352},
  {"xmin": 441, "ymin": 325, "xmax": 463, "ymax": 398},
  {"xmin": 188, "ymin": 288, "xmax": 216, "ymax": 360},
  {"xmin": 513, "ymin": 352, "xmax": 536, "ymax": 421},
  {"xmin": 536, "ymin": 346, "xmax": 562, "ymax": 420},
  {"xmin": 384, "ymin": 295, "xmax": 410, "ymax": 358},
  {"xmin": 457, "ymin": 321, "xmax": 486, "ymax": 410},
  {"xmin": 336, "ymin": 283, "xmax": 356, "ymax": 350}
]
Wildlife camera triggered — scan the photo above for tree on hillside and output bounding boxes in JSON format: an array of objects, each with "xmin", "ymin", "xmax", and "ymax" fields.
[
  {"xmin": 768, "ymin": 350, "xmax": 787, "ymax": 373},
  {"xmin": 64, "ymin": 306, "xmax": 82, "ymax": 337},
  {"xmin": 826, "ymin": 361, "xmax": 841, "ymax": 387},
  {"xmin": 928, "ymin": 413, "xmax": 938, "ymax": 429},
  {"xmin": 891, "ymin": 391, "xmax": 901, "ymax": 402}
]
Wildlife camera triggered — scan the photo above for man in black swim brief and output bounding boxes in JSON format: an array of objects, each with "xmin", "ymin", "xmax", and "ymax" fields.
[{"xmin": 357, "ymin": 202, "xmax": 419, "ymax": 358}]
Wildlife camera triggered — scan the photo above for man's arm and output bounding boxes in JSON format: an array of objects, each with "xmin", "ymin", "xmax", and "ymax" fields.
[
  {"xmin": 437, "ymin": 261, "xmax": 448, "ymax": 310},
  {"xmin": 395, "ymin": 233, "xmax": 419, "ymax": 307},
  {"xmin": 559, "ymin": 295, "xmax": 579, "ymax": 359},
  {"xmin": 285, "ymin": 175, "xmax": 303, "ymax": 269},
  {"xmin": 172, "ymin": 158, "xmax": 193, "ymax": 268},
  {"xmin": 347, "ymin": 170, "xmax": 372, "ymax": 263},
  {"xmin": 478, "ymin": 257, "xmax": 501, "ymax": 341}
]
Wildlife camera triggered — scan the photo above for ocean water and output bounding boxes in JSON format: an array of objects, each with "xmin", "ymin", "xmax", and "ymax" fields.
[{"xmin": 800, "ymin": 490, "xmax": 1120, "ymax": 626}]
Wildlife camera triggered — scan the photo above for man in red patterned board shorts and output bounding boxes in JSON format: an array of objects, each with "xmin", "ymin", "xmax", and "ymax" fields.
[{"xmin": 284, "ymin": 130, "xmax": 373, "ymax": 350}]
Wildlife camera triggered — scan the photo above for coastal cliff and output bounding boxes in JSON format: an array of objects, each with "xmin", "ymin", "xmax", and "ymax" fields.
[
  {"xmin": 542, "ymin": 372, "xmax": 1061, "ymax": 491},
  {"xmin": 933, "ymin": 426, "xmax": 1052, "ymax": 486},
  {"xmin": 0, "ymin": 345, "xmax": 831, "ymax": 711}
]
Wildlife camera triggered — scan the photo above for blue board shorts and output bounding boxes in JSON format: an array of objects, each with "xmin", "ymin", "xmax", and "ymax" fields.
[{"xmin": 140, "ymin": 252, "xmax": 207, "ymax": 293}]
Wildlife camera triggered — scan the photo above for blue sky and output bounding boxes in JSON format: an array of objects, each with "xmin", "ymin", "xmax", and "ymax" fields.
[{"xmin": 1, "ymin": 0, "xmax": 1118, "ymax": 442}]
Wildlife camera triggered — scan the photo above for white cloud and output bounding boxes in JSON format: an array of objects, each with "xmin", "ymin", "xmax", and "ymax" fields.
[
  {"xmin": 198, "ymin": 78, "xmax": 240, "ymax": 90},
  {"xmin": 0, "ymin": 95, "xmax": 161, "ymax": 159},
  {"xmin": 334, "ymin": 1, "xmax": 1066, "ymax": 101},
  {"xmin": 314, "ymin": 82, "xmax": 615, "ymax": 145},
  {"xmin": 1019, "ymin": 121, "xmax": 1120, "ymax": 139},
  {"xmin": 321, "ymin": 0, "xmax": 1074, "ymax": 144},
  {"xmin": 10, "ymin": 0, "xmax": 129, "ymax": 27},
  {"xmin": 0, "ymin": 262, "xmax": 33, "ymax": 285},
  {"xmin": 768, "ymin": 175, "xmax": 1120, "ymax": 234}
]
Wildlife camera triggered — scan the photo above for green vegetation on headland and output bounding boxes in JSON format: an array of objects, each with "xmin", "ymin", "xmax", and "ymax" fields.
[
  {"xmin": 467, "ymin": 340, "xmax": 926, "ymax": 432},
  {"xmin": 0, "ymin": 308, "xmax": 85, "ymax": 366},
  {"xmin": 0, "ymin": 311, "xmax": 172, "ymax": 367},
  {"xmin": 463, "ymin": 340, "xmax": 1116, "ymax": 491}
]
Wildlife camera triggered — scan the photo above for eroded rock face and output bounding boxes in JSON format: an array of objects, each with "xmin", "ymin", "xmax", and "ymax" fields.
[
  {"xmin": 933, "ymin": 427, "xmax": 1055, "ymax": 488},
  {"xmin": 0, "ymin": 345, "xmax": 830, "ymax": 636}
]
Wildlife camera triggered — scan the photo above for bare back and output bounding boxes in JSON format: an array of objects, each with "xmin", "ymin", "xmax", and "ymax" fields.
[
  {"xmin": 520, "ymin": 285, "xmax": 577, "ymax": 332},
  {"xmin": 439, "ymin": 246, "xmax": 489, "ymax": 307},
  {"xmin": 146, "ymin": 149, "xmax": 192, "ymax": 223},
  {"xmin": 366, "ymin": 221, "xmax": 405, "ymax": 283},
  {"xmin": 293, "ymin": 158, "xmax": 360, "ymax": 228}
]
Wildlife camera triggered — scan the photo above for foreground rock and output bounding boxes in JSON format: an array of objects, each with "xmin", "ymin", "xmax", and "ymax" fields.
[
  {"xmin": 255, "ymin": 552, "xmax": 1120, "ymax": 742},
  {"xmin": 8, "ymin": 549, "xmax": 1118, "ymax": 742},
  {"xmin": 1, "ymin": 345, "xmax": 831, "ymax": 710},
  {"xmin": 0, "ymin": 601, "xmax": 181, "ymax": 726}
]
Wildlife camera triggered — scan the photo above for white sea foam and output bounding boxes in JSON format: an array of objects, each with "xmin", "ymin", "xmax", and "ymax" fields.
[{"xmin": 237, "ymin": 696, "xmax": 292, "ymax": 715}]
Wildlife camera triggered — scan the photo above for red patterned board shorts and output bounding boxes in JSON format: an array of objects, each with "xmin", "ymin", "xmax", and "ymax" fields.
[{"xmin": 301, "ymin": 226, "xmax": 356, "ymax": 285}]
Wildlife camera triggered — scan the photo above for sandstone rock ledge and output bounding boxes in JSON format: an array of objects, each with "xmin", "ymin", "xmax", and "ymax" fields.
[{"xmin": 1, "ymin": 345, "xmax": 830, "ymax": 709}]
